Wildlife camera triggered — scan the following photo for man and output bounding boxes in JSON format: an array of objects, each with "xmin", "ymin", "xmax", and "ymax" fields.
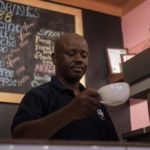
[{"xmin": 11, "ymin": 33, "xmax": 118, "ymax": 141}]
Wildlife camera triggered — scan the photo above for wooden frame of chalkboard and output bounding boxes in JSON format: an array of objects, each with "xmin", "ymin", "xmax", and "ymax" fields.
[{"xmin": 0, "ymin": 0, "xmax": 83, "ymax": 103}]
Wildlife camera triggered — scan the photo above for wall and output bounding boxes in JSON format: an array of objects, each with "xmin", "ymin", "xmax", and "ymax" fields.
[
  {"xmin": 82, "ymin": 9, "xmax": 130, "ymax": 140},
  {"xmin": 122, "ymin": 0, "xmax": 150, "ymax": 130},
  {"xmin": 0, "ymin": 103, "xmax": 18, "ymax": 139},
  {"xmin": 122, "ymin": 0, "xmax": 150, "ymax": 50}
]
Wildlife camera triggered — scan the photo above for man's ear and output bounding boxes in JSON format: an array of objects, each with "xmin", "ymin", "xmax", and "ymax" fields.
[{"xmin": 51, "ymin": 53, "xmax": 57, "ymax": 65}]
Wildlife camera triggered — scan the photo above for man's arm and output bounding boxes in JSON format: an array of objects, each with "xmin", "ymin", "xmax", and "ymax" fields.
[
  {"xmin": 12, "ymin": 103, "xmax": 76, "ymax": 139},
  {"xmin": 12, "ymin": 89, "xmax": 101, "ymax": 139}
]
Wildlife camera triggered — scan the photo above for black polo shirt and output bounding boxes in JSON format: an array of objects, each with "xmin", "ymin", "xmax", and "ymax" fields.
[{"xmin": 11, "ymin": 76, "xmax": 118, "ymax": 141}]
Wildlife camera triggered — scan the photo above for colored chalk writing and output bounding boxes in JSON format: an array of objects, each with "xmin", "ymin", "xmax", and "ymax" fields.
[{"xmin": 0, "ymin": 0, "xmax": 75, "ymax": 93}]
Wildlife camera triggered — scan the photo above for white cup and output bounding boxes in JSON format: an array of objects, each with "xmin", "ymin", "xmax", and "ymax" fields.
[{"xmin": 98, "ymin": 82, "xmax": 130, "ymax": 106}]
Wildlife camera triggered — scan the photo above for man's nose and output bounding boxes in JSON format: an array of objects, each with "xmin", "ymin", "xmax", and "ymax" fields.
[{"xmin": 74, "ymin": 52, "xmax": 83, "ymax": 62}]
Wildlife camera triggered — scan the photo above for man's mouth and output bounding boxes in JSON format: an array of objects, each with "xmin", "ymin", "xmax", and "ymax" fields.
[{"xmin": 71, "ymin": 66, "xmax": 83, "ymax": 72}]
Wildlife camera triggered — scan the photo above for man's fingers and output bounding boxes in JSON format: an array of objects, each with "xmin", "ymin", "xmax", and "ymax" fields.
[
  {"xmin": 83, "ymin": 88, "xmax": 99, "ymax": 98},
  {"xmin": 88, "ymin": 97, "xmax": 101, "ymax": 108}
]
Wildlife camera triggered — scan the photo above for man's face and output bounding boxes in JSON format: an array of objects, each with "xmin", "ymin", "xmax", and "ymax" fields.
[{"xmin": 54, "ymin": 35, "xmax": 89, "ymax": 82}]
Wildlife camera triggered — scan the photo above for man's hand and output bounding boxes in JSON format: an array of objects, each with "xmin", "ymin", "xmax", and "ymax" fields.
[{"xmin": 68, "ymin": 88, "xmax": 101, "ymax": 120}]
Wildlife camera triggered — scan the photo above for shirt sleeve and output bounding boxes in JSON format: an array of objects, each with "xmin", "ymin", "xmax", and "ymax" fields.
[{"xmin": 11, "ymin": 89, "xmax": 49, "ymax": 133}]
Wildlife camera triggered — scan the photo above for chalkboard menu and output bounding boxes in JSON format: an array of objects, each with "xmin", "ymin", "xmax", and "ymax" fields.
[{"xmin": 0, "ymin": 0, "xmax": 83, "ymax": 103}]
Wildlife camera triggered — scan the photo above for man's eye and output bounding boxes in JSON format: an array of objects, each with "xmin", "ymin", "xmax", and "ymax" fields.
[
  {"xmin": 65, "ymin": 50, "xmax": 88, "ymax": 58},
  {"xmin": 66, "ymin": 50, "xmax": 76, "ymax": 56},
  {"xmin": 81, "ymin": 51, "xmax": 88, "ymax": 58}
]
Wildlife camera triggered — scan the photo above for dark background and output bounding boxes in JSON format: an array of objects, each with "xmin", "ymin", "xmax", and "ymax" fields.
[{"xmin": 82, "ymin": 9, "xmax": 130, "ymax": 140}]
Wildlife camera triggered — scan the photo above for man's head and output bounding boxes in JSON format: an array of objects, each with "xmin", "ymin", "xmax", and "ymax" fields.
[{"xmin": 52, "ymin": 33, "xmax": 89, "ymax": 83}]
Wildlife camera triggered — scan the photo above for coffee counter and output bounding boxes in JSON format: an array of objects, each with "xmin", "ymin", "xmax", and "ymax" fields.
[
  {"xmin": 0, "ymin": 140, "xmax": 150, "ymax": 150},
  {"xmin": 123, "ymin": 126, "xmax": 150, "ymax": 142}
]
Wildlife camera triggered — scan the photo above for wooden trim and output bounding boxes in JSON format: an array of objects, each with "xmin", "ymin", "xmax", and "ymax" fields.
[
  {"xmin": 122, "ymin": 0, "xmax": 146, "ymax": 16},
  {"xmin": 7, "ymin": 0, "xmax": 83, "ymax": 34},
  {"xmin": 8, "ymin": 0, "xmax": 145, "ymax": 17},
  {"xmin": 0, "ymin": 92, "xmax": 23, "ymax": 104},
  {"xmin": 48, "ymin": 0, "xmax": 145, "ymax": 17},
  {"xmin": 48, "ymin": 0, "xmax": 122, "ymax": 17}
]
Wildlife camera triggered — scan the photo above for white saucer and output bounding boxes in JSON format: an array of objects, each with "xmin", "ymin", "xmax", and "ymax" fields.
[{"xmin": 100, "ymin": 100, "xmax": 127, "ymax": 106}]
